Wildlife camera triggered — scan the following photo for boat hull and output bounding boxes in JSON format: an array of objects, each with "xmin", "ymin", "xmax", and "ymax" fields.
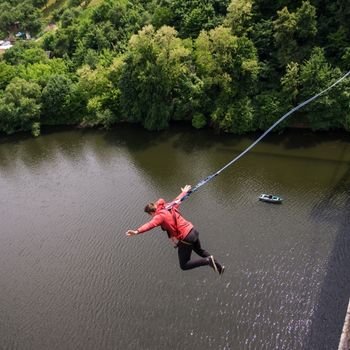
[{"xmin": 259, "ymin": 194, "xmax": 283, "ymax": 204}]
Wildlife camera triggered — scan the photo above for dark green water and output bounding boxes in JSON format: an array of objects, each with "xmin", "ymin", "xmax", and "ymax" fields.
[{"xmin": 0, "ymin": 126, "xmax": 349, "ymax": 350}]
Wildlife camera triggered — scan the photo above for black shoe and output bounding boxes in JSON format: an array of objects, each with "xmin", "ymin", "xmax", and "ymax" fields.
[
  {"xmin": 208, "ymin": 255, "xmax": 218, "ymax": 273},
  {"xmin": 217, "ymin": 264, "xmax": 225, "ymax": 275},
  {"xmin": 214, "ymin": 258, "xmax": 225, "ymax": 275}
]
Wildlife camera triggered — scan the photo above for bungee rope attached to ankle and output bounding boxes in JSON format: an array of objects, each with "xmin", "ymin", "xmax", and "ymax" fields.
[{"xmin": 171, "ymin": 69, "xmax": 350, "ymax": 206}]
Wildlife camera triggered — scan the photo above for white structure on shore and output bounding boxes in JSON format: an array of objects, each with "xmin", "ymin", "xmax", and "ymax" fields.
[{"xmin": 0, "ymin": 40, "xmax": 13, "ymax": 50}]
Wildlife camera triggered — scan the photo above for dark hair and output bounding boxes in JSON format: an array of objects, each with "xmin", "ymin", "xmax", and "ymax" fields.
[{"xmin": 144, "ymin": 203, "xmax": 156, "ymax": 214}]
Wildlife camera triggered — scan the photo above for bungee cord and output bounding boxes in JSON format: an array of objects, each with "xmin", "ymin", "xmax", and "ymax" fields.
[{"xmin": 175, "ymin": 69, "xmax": 350, "ymax": 205}]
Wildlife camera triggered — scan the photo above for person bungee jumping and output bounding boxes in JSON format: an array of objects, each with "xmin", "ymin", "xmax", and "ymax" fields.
[{"xmin": 126, "ymin": 185, "xmax": 225, "ymax": 275}]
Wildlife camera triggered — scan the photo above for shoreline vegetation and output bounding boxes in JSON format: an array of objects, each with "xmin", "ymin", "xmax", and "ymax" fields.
[{"xmin": 0, "ymin": 0, "xmax": 349, "ymax": 137}]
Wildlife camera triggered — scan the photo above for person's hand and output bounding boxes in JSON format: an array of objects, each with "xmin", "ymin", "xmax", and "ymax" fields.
[
  {"xmin": 126, "ymin": 230, "xmax": 139, "ymax": 236},
  {"xmin": 181, "ymin": 184, "xmax": 191, "ymax": 192},
  {"xmin": 170, "ymin": 237, "xmax": 179, "ymax": 248}
]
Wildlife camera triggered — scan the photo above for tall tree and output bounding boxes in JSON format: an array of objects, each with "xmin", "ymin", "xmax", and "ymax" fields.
[
  {"xmin": 273, "ymin": 1, "xmax": 317, "ymax": 67},
  {"xmin": 0, "ymin": 78, "xmax": 42, "ymax": 134},
  {"xmin": 0, "ymin": 61, "xmax": 16, "ymax": 90},
  {"xmin": 165, "ymin": 0, "xmax": 229, "ymax": 38},
  {"xmin": 119, "ymin": 25, "xmax": 202, "ymax": 130},
  {"xmin": 194, "ymin": 26, "xmax": 259, "ymax": 133},
  {"xmin": 225, "ymin": 0, "xmax": 253, "ymax": 36},
  {"xmin": 41, "ymin": 75, "xmax": 74, "ymax": 125}
]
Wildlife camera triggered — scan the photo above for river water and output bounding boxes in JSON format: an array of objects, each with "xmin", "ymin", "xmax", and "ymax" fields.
[{"xmin": 0, "ymin": 126, "xmax": 349, "ymax": 350}]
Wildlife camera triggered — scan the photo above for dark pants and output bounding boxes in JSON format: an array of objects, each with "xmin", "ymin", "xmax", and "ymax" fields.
[{"xmin": 177, "ymin": 229, "xmax": 211, "ymax": 270}]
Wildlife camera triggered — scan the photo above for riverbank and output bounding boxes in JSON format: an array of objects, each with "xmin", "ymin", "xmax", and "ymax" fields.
[{"xmin": 0, "ymin": 120, "xmax": 349, "ymax": 142}]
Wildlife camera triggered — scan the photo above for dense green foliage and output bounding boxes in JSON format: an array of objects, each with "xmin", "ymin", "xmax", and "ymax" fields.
[
  {"xmin": 0, "ymin": 0, "xmax": 349, "ymax": 136},
  {"xmin": 0, "ymin": 0, "xmax": 44, "ymax": 38}
]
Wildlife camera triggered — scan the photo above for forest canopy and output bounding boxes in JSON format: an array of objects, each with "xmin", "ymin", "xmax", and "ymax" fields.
[{"xmin": 0, "ymin": 0, "xmax": 349, "ymax": 136}]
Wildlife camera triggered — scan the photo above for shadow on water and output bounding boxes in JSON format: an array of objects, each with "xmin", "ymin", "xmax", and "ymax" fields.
[
  {"xmin": 0, "ymin": 124, "xmax": 348, "ymax": 183},
  {"xmin": 0, "ymin": 127, "xmax": 84, "ymax": 172},
  {"xmin": 0, "ymin": 131, "xmax": 34, "ymax": 145},
  {"xmin": 102, "ymin": 123, "xmax": 244, "ymax": 153},
  {"xmin": 103, "ymin": 125, "xmax": 167, "ymax": 151},
  {"xmin": 0, "ymin": 126, "xmax": 77, "ymax": 145},
  {"xmin": 305, "ymin": 154, "xmax": 350, "ymax": 349},
  {"xmin": 102, "ymin": 125, "xmax": 350, "ymax": 172},
  {"xmin": 254, "ymin": 128, "xmax": 350, "ymax": 150},
  {"xmin": 103, "ymin": 125, "xmax": 349, "ymax": 161}
]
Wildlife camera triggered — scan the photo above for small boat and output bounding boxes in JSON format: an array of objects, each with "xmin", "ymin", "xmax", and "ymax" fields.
[{"xmin": 259, "ymin": 193, "xmax": 283, "ymax": 204}]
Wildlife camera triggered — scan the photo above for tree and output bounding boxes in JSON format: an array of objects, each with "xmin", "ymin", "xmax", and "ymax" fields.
[
  {"xmin": 119, "ymin": 25, "xmax": 202, "ymax": 130},
  {"xmin": 49, "ymin": 24, "xmax": 80, "ymax": 57},
  {"xmin": 273, "ymin": 7, "xmax": 298, "ymax": 67},
  {"xmin": 194, "ymin": 26, "xmax": 259, "ymax": 132},
  {"xmin": 74, "ymin": 62, "xmax": 121, "ymax": 128},
  {"xmin": 182, "ymin": 4, "xmax": 216, "ymax": 38},
  {"xmin": 273, "ymin": 1, "xmax": 317, "ymax": 67},
  {"xmin": 281, "ymin": 61, "xmax": 300, "ymax": 105},
  {"xmin": 0, "ymin": 61, "xmax": 16, "ymax": 90},
  {"xmin": 18, "ymin": 58, "xmax": 68, "ymax": 87},
  {"xmin": 0, "ymin": 77, "xmax": 41, "ymax": 135},
  {"xmin": 13, "ymin": 1, "xmax": 42, "ymax": 35},
  {"xmin": 152, "ymin": 6, "xmax": 173, "ymax": 29},
  {"xmin": 68, "ymin": 0, "xmax": 84, "ymax": 7},
  {"xmin": 166, "ymin": 0, "xmax": 229, "ymax": 38},
  {"xmin": 0, "ymin": 2, "xmax": 15, "ymax": 36},
  {"xmin": 32, "ymin": 0, "xmax": 48, "ymax": 8},
  {"xmin": 296, "ymin": 1, "xmax": 317, "ymax": 41},
  {"xmin": 277, "ymin": 49, "xmax": 350, "ymax": 131},
  {"xmin": 91, "ymin": 0, "xmax": 146, "ymax": 48},
  {"xmin": 224, "ymin": 0, "xmax": 253, "ymax": 36},
  {"xmin": 300, "ymin": 48, "xmax": 343, "ymax": 129},
  {"xmin": 41, "ymin": 75, "xmax": 74, "ymax": 125},
  {"xmin": 81, "ymin": 21, "xmax": 119, "ymax": 52},
  {"xmin": 253, "ymin": 91, "xmax": 286, "ymax": 131},
  {"xmin": 212, "ymin": 97, "xmax": 254, "ymax": 134},
  {"xmin": 3, "ymin": 42, "xmax": 48, "ymax": 65},
  {"xmin": 61, "ymin": 8, "xmax": 80, "ymax": 28},
  {"xmin": 249, "ymin": 19, "xmax": 275, "ymax": 63}
]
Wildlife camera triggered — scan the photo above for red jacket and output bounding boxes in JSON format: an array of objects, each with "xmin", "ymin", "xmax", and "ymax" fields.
[{"xmin": 137, "ymin": 191, "xmax": 193, "ymax": 240}]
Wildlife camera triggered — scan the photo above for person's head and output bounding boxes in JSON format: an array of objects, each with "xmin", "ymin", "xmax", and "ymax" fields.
[{"xmin": 144, "ymin": 202, "xmax": 156, "ymax": 215}]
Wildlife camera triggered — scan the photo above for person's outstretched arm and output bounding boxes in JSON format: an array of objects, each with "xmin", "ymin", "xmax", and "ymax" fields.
[
  {"xmin": 172, "ymin": 185, "xmax": 191, "ymax": 206},
  {"xmin": 126, "ymin": 214, "xmax": 163, "ymax": 236}
]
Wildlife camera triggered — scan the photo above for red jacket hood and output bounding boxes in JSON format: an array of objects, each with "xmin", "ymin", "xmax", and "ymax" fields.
[{"xmin": 155, "ymin": 198, "xmax": 166, "ymax": 212}]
